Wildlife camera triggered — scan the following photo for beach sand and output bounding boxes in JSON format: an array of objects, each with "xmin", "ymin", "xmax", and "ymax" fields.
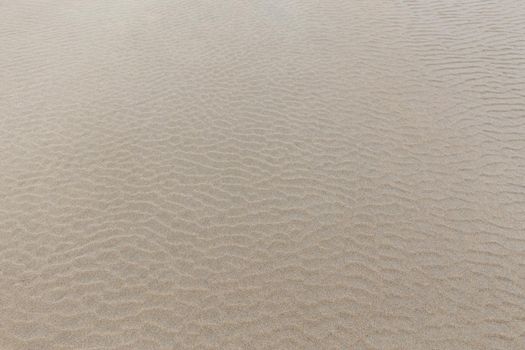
[{"xmin": 1, "ymin": 0, "xmax": 524, "ymax": 349}]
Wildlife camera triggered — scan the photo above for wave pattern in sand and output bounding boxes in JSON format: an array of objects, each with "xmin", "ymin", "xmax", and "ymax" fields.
[{"xmin": 1, "ymin": 0, "xmax": 525, "ymax": 349}]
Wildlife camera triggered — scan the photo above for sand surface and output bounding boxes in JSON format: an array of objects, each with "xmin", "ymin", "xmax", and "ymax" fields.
[{"xmin": 1, "ymin": 0, "xmax": 525, "ymax": 349}]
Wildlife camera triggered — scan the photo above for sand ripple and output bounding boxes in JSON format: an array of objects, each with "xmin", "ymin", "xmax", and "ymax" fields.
[{"xmin": 1, "ymin": 0, "xmax": 525, "ymax": 349}]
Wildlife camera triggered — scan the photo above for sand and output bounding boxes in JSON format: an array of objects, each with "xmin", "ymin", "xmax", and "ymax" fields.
[{"xmin": 1, "ymin": 0, "xmax": 525, "ymax": 349}]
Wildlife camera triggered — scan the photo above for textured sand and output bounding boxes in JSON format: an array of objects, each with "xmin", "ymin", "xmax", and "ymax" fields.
[{"xmin": 1, "ymin": 0, "xmax": 525, "ymax": 349}]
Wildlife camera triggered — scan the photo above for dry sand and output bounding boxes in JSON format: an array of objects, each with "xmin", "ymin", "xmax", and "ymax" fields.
[{"xmin": 1, "ymin": 0, "xmax": 525, "ymax": 349}]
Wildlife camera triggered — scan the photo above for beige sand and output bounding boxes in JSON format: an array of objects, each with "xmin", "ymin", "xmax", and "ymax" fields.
[{"xmin": 1, "ymin": 0, "xmax": 525, "ymax": 349}]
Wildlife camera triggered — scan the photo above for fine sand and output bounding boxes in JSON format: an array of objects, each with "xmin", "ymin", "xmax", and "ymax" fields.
[{"xmin": 1, "ymin": 1, "xmax": 525, "ymax": 349}]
